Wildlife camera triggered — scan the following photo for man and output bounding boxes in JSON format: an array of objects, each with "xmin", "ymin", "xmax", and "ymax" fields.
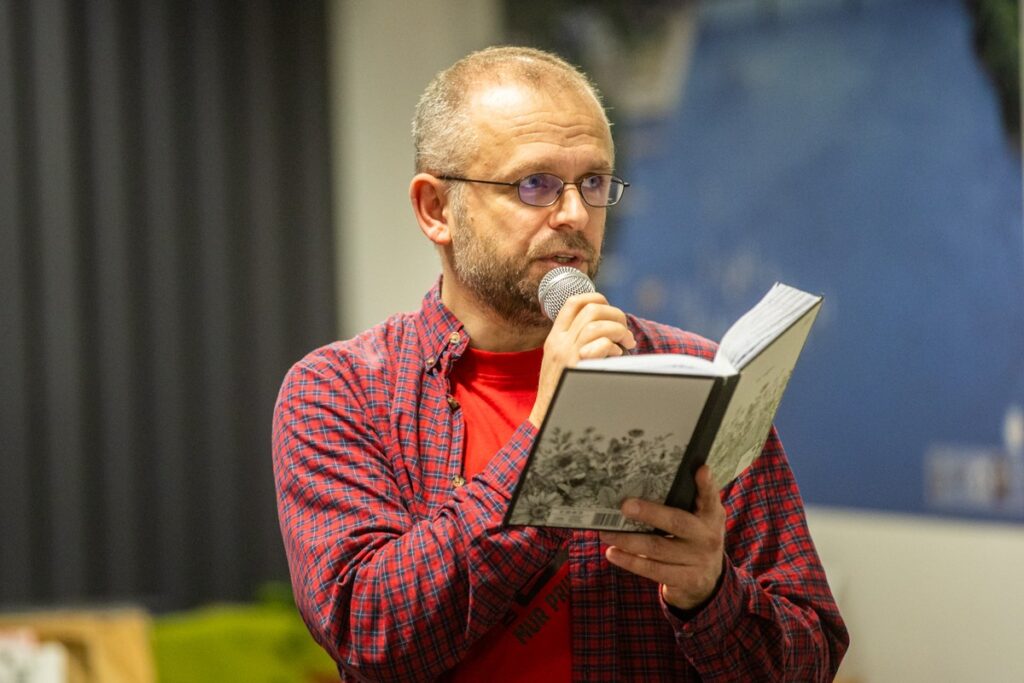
[{"xmin": 273, "ymin": 46, "xmax": 848, "ymax": 682}]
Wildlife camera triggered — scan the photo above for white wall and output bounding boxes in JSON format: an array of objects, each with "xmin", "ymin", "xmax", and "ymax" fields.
[
  {"xmin": 807, "ymin": 506, "xmax": 1024, "ymax": 683},
  {"xmin": 328, "ymin": 0, "xmax": 500, "ymax": 337},
  {"xmin": 328, "ymin": 6, "xmax": 1024, "ymax": 682}
]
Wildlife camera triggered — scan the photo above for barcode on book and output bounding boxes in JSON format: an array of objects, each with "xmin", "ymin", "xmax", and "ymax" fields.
[
  {"xmin": 590, "ymin": 512, "xmax": 626, "ymax": 529},
  {"xmin": 545, "ymin": 507, "xmax": 631, "ymax": 529}
]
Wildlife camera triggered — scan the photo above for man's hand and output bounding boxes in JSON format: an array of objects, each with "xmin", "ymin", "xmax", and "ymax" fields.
[
  {"xmin": 599, "ymin": 465, "xmax": 726, "ymax": 611},
  {"xmin": 528, "ymin": 292, "xmax": 636, "ymax": 428}
]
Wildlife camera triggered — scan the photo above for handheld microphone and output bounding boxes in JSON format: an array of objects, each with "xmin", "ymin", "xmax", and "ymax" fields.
[
  {"xmin": 538, "ymin": 267, "xmax": 634, "ymax": 355},
  {"xmin": 537, "ymin": 266, "xmax": 596, "ymax": 321}
]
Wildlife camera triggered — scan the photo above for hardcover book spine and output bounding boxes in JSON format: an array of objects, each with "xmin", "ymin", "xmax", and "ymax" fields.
[{"xmin": 663, "ymin": 374, "xmax": 740, "ymax": 512}]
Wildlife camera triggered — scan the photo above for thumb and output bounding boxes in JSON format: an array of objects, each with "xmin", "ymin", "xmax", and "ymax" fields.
[{"xmin": 694, "ymin": 465, "xmax": 720, "ymax": 514}]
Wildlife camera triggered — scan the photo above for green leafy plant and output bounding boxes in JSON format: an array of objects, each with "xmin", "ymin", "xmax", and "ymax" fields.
[{"xmin": 151, "ymin": 582, "xmax": 336, "ymax": 683}]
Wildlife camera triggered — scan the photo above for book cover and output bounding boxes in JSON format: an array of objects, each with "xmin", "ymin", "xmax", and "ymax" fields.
[{"xmin": 504, "ymin": 283, "xmax": 822, "ymax": 531}]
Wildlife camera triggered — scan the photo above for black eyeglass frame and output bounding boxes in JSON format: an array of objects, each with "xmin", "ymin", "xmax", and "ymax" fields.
[{"xmin": 437, "ymin": 173, "xmax": 630, "ymax": 208}]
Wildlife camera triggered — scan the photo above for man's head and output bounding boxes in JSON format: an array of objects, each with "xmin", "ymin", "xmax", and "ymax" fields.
[
  {"xmin": 412, "ymin": 46, "xmax": 613, "ymax": 177},
  {"xmin": 409, "ymin": 46, "xmax": 618, "ymax": 332}
]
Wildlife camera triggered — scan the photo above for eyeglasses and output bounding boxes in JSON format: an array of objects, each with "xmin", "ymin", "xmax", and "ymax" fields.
[{"xmin": 438, "ymin": 172, "xmax": 629, "ymax": 208}]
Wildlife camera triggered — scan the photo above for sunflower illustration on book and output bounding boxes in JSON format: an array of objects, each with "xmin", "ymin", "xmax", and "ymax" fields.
[{"xmin": 513, "ymin": 427, "xmax": 682, "ymax": 528}]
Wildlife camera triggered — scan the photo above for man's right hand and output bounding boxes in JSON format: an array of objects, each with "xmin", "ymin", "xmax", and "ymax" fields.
[{"xmin": 528, "ymin": 292, "xmax": 636, "ymax": 428}]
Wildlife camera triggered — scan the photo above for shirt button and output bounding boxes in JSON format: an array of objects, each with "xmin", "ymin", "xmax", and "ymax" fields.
[
  {"xmin": 452, "ymin": 475, "xmax": 466, "ymax": 488},
  {"xmin": 446, "ymin": 395, "xmax": 460, "ymax": 410},
  {"xmin": 424, "ymin": 357, "xmax": 435, "ymax": 369},
  {"xmin": 448, "ymin": 332, "xmax": 461, "ymax": 344}
]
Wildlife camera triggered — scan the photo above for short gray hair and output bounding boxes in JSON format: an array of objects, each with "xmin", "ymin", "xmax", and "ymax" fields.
[{"xmin": 412, "ymin": 46, "xmax": 611, "ymax": 176}]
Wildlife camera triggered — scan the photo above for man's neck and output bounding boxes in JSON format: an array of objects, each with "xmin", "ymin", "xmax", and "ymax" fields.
[{"xmin": 440, "ymin": 278, "xmax": 549, "ymax": 352}]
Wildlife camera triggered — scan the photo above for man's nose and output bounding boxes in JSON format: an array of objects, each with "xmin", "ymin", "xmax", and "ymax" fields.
[{"xmin": 549, "ymin": 184, "xmax": 591, "ymax": 230}]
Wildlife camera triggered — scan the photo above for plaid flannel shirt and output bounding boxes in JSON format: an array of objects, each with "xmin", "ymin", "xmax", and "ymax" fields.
[{"xmin": 272, "ymin": 280, "xmax": 848, "ymax": 682}]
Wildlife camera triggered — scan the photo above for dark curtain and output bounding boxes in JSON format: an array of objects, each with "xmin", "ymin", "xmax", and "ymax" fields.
[{"xmin": 0, "ymin": 0, "xmax": 337, "ymax": 610}]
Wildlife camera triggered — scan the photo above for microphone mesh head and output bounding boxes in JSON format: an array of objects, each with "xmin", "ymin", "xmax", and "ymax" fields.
[{"xmin": 538, "ymin": 266, "xmax": 596, "ymax": 320}]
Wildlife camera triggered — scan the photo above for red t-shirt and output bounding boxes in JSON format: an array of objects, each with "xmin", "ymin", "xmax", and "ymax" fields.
[{"xmin": 448, "ymin": 346, "xmax": 571, "ymax": 683}]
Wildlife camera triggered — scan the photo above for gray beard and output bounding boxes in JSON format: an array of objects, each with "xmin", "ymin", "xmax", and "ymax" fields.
[
  {"xmin": 452, "ymin": 239, "xmax": 551, "ymax": 329},
  {"xmin": 449, "ymin": 216, "xmax": 599, "ymax": 329}
]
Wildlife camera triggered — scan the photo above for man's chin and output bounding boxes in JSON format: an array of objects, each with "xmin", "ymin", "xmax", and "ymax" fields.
[
  {"xmin": 451, "ymin": 262, "xmax": 561, "ymax": 328},
  {"xmin": 494, "ymin": 301, "xmax": 550, "ymax": 329}
]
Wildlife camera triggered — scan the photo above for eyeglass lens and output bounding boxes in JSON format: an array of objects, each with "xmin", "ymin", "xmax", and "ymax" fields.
[{"xmin": 518, "ymin": 173, "xmax": 623, "ymax": 207}]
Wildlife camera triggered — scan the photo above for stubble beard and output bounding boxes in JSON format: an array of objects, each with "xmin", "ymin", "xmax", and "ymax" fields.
[{"xmin": 449, "ymin": 200, "xmax": 600, "ymax": 329}]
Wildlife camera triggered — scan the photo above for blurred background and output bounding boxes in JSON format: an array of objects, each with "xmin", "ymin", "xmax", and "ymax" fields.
[{"xmin": 1, "ymin": 0, "xmax": 1022, "ymax": 681}]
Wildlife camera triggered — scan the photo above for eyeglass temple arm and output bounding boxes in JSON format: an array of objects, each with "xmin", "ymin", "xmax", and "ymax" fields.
[{"xmin": 436, "ymin": 176, "xmax": 517, "ymax": 188}]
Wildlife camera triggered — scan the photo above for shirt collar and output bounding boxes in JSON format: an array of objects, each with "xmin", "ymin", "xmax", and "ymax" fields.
[{"xmin": 417, "ymin": 276, "xmax": 470, "ymax": 376}]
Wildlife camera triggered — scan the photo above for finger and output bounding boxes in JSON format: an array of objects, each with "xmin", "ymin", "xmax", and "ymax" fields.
[
  {"xmin": 573, "ymin": 317, "xmax": 631, "ymax": 342},
  {"xmin": 576, "ymin": 322, "xmax": 635, "ymax": 357},
  {"xmin": 604, "ymin": 544, "xmax": 695, "ymax": 587},
  {"xmin": 617, "ymin": 498, "xmax": 698, "ymax": 539},
  {"xmin": 551, "ymin": 292, "xmax": 609, "ymax": 331},
  {"xmin": 568, "ymin": 306, "xmax": 635, "ymax": 350},
  {"xmin": 694, "ymin": 466, "xmax": 725, "ymax": 522},
  {"xmin": 561, "ymin": 297, "xmax": 626, "ymax": 325},
  {"xmin": 600, "ymin": 523, "xmax": 712, "ymax": 566},
  {"xmin": 578, "ymin": 338, "xmax": 623, "ymax": 360},
  {"xmin": 599, "ymin": 530, "xmax": 687, "ymax": 565}
]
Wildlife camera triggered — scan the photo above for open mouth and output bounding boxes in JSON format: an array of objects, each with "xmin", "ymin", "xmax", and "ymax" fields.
[{"xmin": 542, "ymin": 252, "xmax": 588, "ymax": 268}]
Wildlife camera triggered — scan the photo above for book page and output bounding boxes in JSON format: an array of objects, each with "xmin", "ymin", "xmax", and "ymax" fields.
[
  {"xmin": 576, "ymin": 352, "xmax": 733, "ymax": 377},
  {"xmin": 705, "ymin": 304, "xmax": 820, "ymax": 488},
  {"xmin": 718, "ymin": 283, "xmax": 822, "ymax": 369},
  {"xmin": 507, "ymin": 369, "xmax": 716, "ymax": 531}
]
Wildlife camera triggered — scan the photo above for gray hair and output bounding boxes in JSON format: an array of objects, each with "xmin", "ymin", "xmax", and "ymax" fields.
[{"xmin": 412, "ymin": 46, "xmax": 611, "ymax": 176}]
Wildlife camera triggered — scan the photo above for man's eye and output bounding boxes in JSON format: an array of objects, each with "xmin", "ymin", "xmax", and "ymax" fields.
[
  {"xmin": 520, "ymin": 174, "xmax": 552, "ymax": 190},
  {"xmin": 582, "ymin": 174, "xmax": 607, "ymax": 190}
]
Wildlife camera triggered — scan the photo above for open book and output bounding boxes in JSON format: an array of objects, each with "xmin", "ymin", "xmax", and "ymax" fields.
[{"xmin": 504, "ymin": 283, "xmax": 823, "ymax": 532}]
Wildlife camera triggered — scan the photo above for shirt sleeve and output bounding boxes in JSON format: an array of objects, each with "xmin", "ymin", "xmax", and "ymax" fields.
[
  {"xmin": 272, "ymin": 354, "xmax": 569, "ymax": 682},
  {"xmin": 660, "ymin": 427, "xmax": 849, "ymax": 681}
]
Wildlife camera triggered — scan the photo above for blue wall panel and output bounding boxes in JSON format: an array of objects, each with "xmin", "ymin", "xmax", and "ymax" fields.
[{"xmin": 601, "ymin": 0, "xmax": 1024, "ymax": 520}]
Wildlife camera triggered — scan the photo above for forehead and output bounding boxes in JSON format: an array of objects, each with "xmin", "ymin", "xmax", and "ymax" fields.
[{"xmin": 465, "ymin": 81, "xmax": 614, "ymax": 175}]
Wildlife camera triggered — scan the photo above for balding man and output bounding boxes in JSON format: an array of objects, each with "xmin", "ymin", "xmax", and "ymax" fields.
[{"xmin": 273, "ymin": 46, "xmax": 848, "ymax": 682}]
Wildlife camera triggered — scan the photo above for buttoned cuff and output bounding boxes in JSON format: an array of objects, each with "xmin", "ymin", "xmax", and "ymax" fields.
[{"xmin": 662, "ymin": 555, "xmax": 744, "ymax": 642}]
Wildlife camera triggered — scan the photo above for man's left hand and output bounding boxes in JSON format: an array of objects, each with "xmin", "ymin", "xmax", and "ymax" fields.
[{"xmin": 599, "ymin": 465, "xmax": 725, "ymax": 611}]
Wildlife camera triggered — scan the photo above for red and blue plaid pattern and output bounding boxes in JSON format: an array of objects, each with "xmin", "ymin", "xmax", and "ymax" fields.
[{"xmin": 272, "ymin": 280, "xmax": 848, "ymax": 682}]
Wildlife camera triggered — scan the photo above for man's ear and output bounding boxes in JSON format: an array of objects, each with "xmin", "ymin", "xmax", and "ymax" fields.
[{"xmin": 410, "ymin": 173, "xmax": 453, "ymax": 246}]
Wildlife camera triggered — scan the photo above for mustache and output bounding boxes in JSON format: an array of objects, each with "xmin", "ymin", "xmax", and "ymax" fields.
[{"xmin": 526, "ymin": 232, "xmax": 597, "ymax": 262}]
